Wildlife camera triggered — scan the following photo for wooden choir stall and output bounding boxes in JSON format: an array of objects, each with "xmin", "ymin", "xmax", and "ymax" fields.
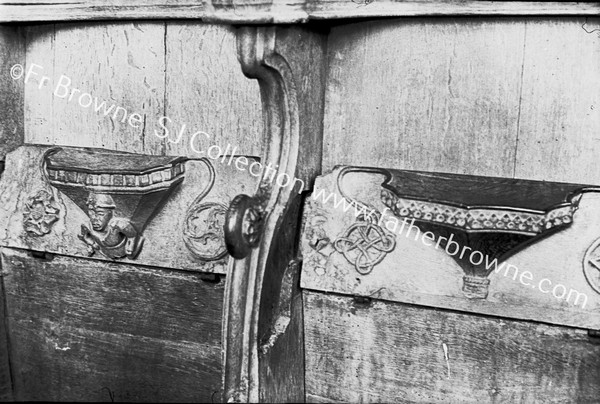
[{"xmin": 0, "ymin": 1, "xmax": 600, "ymax": 402}]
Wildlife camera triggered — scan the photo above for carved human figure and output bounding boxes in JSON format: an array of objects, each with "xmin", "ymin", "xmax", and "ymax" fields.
[{"xmin": 79, "ymin": 192, "xmax": 144, "ymax": 259}]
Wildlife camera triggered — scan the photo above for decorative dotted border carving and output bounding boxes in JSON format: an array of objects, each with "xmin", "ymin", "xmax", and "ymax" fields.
[
  {"xmin": 46, "ymin": 163, "xmax": 185, "ymax": 188},
  {"xmin": 381, "ymin": 189, "xmax": 575, "ymax": 235}
]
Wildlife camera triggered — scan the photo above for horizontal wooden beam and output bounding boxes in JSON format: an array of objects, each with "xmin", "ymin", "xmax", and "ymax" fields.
[{"xmin": 0, "ymin": 1, "xmax": 598, "ymax": 23}]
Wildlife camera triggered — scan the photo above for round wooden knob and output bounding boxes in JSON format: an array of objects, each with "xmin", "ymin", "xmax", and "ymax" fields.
[{"xmin": 225, "ymin": 194, "xmax": 263, "ymax": 259}]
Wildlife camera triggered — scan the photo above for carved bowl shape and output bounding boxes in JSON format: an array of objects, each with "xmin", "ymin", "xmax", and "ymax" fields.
[
  {"xmin": 42, "ymin": 147, "xmax": 185, "ymax": 247},
  {"xmin": 375, "ymin": 168, "xmax": 597, "ymax": 278}
]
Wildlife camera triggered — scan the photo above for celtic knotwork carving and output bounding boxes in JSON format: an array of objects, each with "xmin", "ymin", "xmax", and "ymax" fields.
[
  {"xmin": 333, "ymin": 211, "xmax": 396, "ymax": 275},
  {"xmin": 183, "ymin": 202, "xmax": 228, "ymax": 261},
  {"xmin": 584, "ymin": 238, "xmax": 600, "ymax": 294},
  {"xmin": 23, "ymin": 190, "xmax": 60, "ymax": 236}
]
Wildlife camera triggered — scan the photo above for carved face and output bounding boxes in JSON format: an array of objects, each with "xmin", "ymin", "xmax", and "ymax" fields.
[{"xmin": 88, "ymin": 207, "xmax": 113, "ymax": 231}]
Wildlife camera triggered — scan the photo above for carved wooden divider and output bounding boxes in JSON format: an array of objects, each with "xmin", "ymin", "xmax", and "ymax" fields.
[
  {"xmin": 2, "ymin": 3, "xmax": 600, "ymax": 403},
  {"xmin": 222, "ymin": 26, "xmax": 326, "ymax": 402}
]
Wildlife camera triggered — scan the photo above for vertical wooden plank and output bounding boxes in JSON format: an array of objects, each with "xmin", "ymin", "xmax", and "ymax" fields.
[
  {"xmin": 515, "ymin": 17, "xmax": 600, "ymax": 184},
  {"xmin": 0, "ymin": 25, "xmax": 25, "ymax": 163},
  {"xmin": 304, "ymin": 292, "xmax": 600, "ymax": 403},
  {"xmin": 0, "ymin": 24, "xmax": 22, "ymax": 401},
  {"xmin": 323, "ymin": 18, "xmax": 526, "ymax": 177},
  {"xmin": 25, "ymin": 22, "xmax": 166, "ymax": 155},
  {"xmin": 22, "ymin": 24, "xmax": 54, "ymax": 147},
  {"xmin": 3, "ymin": 248, "xmax": 223, "ymax": 402},
  {"xmin": 164, "ymin": 23, "xmax": 263, "ymax": 158},
  {"xmin": 0, "ymin": 260, "xmax": 13, "ymax": 401}
]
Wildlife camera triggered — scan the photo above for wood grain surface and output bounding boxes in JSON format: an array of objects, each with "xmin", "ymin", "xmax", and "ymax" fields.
[
  {"xmin": 25, "ymin": 23, "xmax": 166, "ymax": 154},
  {"xmin": 1, "ymin": 1, "xmax": 599, "ymax": 23},
  {"xmin": 2, "ymin": 247, "xmax": 224, "ymax": 402},
  {"xmin": 0, "ymin": 26, "xmax": 24, "ymax": 163},
  {"xmin": 164, "ymin": 23, "xmax": 263, "ymax": 159},
  {"xmin": 323, "ymin": 17, "xmax": 525, "ymax": 176},
  {"xmin": 0, "ymin": 258, "xmax": 13, "ymax": 401},
  {"xmin": 514, "ymin": 17, "xmax": 600, "ymax": 183},
  {"xmin": 304, "ymin": 291, "xmax": 600, "ymax": 403},
  {"xmin": 323, "ymin": 17, "xmax": 600, "ymax": 186},
  {"xmin": 23, "ymin": 22, "xmax": 263, "ymax": 158}
]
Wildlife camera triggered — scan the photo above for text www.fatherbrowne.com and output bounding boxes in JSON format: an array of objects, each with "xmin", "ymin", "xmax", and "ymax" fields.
[{"xmin": 310, "ymin": 187, "xmax": 589, "ymax": 309}]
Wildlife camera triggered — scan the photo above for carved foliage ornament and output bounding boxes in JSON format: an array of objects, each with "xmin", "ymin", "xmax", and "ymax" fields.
[
  {"xmin": 23, "ymin": 189, "xmax": 60, "ymax": 236},
  {"xmin": 183, "ymin": 202, "xmax": 228, "ymax": 261}
]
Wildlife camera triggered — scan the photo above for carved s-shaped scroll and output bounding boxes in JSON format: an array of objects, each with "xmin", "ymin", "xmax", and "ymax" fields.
[
  {"xmin": 224, "ymin": 28, "xmax": 302, "ymax": 259},
  {"xmin": 222, "ymin": 26, "xmax": 324, "ymax": 403}
]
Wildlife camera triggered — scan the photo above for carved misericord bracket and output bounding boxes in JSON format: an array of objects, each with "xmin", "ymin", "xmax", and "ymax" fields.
[
  {"xmin": 309, "ymin": 167, "xmax": 594, "ymax": 300},
  {"xmin": 42, "ymin": 147, "xmax": 185, "ymax": 260},
  {"xmin": 2, "ymin": 145, "xmax": 242, "ymax": 273},
  {"xmin": 302, "ymin": 167, "xmax": 600, "ymax": 331},
  {"xmin": 375, "ymin": 168, "xmax": 588, "ymax": 298}
]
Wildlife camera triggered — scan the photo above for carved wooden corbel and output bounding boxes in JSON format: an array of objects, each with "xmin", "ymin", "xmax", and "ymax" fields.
[
  {"xmin": 321, "ymin": 167, "xmax": 588, "ymax": 299},
  {"xmin": 301, "ymin": 166, "xmax": 600, "ymax": 330},
  {"xmin": 222, "ymin": 26, "xmax": 326, "ymax": 403},
  {"xmin": 42, "ymin": 147, "xmax": 185, "ymax": 260},
  {"xmin": 377, "ymin": 168, "xmax": 586, "ymax": 298}
]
